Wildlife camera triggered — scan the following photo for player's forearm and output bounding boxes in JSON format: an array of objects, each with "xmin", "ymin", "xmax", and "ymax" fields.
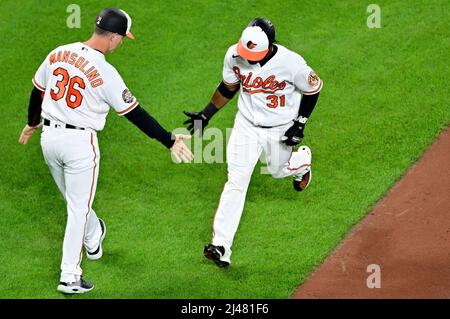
[
  {"xmin": 210, "ymin": 89, "xmax": 231, "ymax": 109},
  {"xmin": 124, "ymin": 105, "xmax": 175, "ymax": 149},
  {"xmin": 297, "ymin": 92, "xmax": 320, "ymax": 123},
  {"xmin": 204, "ymin": 81, "xmax": 240, "ymax": 117},
  {"xmin": 28, "ymin": 87, "xmax": 44, "ymax": 126},
  {"xmin": 196, "ymin": 90, "xmax": 227, "ymax": 123}
]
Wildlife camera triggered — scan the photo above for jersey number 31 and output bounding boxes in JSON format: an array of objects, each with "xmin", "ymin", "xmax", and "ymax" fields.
[
  {"xmin": 50, "ymin": 67, "xmax": 85, "ymax": 109},
  {"xmin": 266, "ymin": 95, "xmax": 285, "ymax": 108}
]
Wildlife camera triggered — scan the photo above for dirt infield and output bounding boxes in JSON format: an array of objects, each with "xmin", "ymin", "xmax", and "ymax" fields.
[{"xmin": 294, "ymin": 127, "xmax": 450, "ymax": 298}]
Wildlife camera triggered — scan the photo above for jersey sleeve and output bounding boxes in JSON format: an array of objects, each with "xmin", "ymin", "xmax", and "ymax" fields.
[
  {"xmin": 293, "ymin": 57, "xmax": 323, "ymax": 95},
  {"xmin": 32, "ymin": 53, "xmax": 51, "ymax": 92},
  {"xmin": 222, "ymin": 45, "xmax": 240, "ymax": 85},
  {"xmin": 101, "ymin": 67, "xmax": 139, "ymax": 116}
]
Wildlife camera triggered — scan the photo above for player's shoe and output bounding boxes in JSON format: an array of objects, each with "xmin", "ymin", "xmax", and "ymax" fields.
[
  {"xmin": 57, "ymin": 277, "xmax": 94, "ymax": 294},
  {"xmin": 86, "ymin": 218, "xmax": 106, "ymax": 260},
  {"xmin": 204, "ymin": 244, "xmax": 230, "ymax": 268},
  {"xmin": 293, "ymin": 146, "xmax": 312, "ymax": 192},
  {"xmin": 293, "ymin": 169, "xmax": 312, "ymax": 191}
]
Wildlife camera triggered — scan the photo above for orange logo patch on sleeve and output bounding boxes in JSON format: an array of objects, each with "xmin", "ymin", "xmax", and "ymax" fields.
[{"xmin": 308, "ymin": 71, "xmax": 319, "ymax": 86}]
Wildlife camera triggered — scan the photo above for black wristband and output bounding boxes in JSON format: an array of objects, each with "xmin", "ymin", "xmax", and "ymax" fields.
[
  {"xmin": 202, "ymin": 102, "xmax": 219, "ymax": 119},
  {"xmin": 217, "ymin": 81, "xmax": 239, "ymax": 99}
]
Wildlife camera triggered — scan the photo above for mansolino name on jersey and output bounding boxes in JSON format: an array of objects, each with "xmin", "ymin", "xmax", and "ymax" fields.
[{"xmin": 49, "ymin": 50, "xmax": 104, "ymax": 88}]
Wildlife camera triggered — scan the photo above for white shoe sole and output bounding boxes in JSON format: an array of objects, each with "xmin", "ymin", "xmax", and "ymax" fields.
[
  {"xmin": 57, "ymin": 284, "xmax": 94, "ymax": 294},
  {"xmin": 304, "ymin": 167, "xmax": 312, "ymax": 188}
]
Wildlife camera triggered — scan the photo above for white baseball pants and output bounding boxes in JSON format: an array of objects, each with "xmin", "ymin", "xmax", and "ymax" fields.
[
  {"xmin": 212, "ymin": 112, "xmax": 311, "ymax": 263},
  {"xmin": 40, "ymin": 123, "xmax": 102, "ymax": 283}
]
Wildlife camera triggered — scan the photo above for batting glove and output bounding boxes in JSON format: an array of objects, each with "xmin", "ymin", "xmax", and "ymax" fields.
[
  {"xmin": 281, "ymin": 121, "xmax": 305, "ymax": 146},
  {"xmin": 183, "ymin": 111, "xmax": 210, "ymax": 136}
]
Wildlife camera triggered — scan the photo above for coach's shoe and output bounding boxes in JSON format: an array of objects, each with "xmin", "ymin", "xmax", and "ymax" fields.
[
  {"xmin": 86, "ymin": 218, "xmax": 106, "ymax": 260},
  {"xmin": 293, "ymin": 146, "xmax": 312, "ymax": 192},
  {"xmin": 57, "ymin": 277, "xmax": 94, "ymax": 294},
  {"xmin": 204, "ymin": 244, "xmax": 230, "ymax": 268}
]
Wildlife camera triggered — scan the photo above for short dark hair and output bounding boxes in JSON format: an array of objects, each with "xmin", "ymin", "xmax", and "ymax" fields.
[{"xmin": 94, "ymin": 26, "xmax": 114, "ymax": 37}]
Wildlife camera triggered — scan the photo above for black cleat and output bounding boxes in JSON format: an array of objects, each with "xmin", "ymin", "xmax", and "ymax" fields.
[
  {"xmin": 204, "ymin": 244, "xmax": 230, "ymax": 268},
  {"xmin": 57, "ymin": 277, "xmax": 94, "ymax": 294}
]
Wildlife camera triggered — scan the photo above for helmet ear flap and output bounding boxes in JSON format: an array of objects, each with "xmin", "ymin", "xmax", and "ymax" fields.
[{"xmin": 247, "ymin": 17, "xmax": 276, "ymax": 45}]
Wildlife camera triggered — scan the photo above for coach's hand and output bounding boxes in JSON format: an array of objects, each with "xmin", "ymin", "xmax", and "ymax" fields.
[
  {"xmin": 18, "ymin": 123, "xmax": 43, "ymax": 145},
  {"xmin": 183, "ymin": 111, "xmax": 210, "ymax": 136},
  {"xmin": 281, "ymin": 121, "xmax": 305, "ymax": 146},
  {"xmin": 170, "ymin": 134, "xmax": 194, "ymax": 163}
]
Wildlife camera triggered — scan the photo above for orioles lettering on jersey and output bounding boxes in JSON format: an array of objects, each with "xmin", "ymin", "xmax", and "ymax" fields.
[
  {"xmin": 223, "ymin": 44, "xmax": 323, "ymax": 127},
  {"xmin": 233, "ymin": 67, "xmax": 286, "ymax": 94}
]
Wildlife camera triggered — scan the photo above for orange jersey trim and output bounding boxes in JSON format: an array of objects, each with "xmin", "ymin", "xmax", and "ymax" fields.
[
  {"xmin": 32, "ymin": 77, "xmax": 46, "ymax": 91},
  {"xmin": 287, "ymin": 163, "xmax": 311, "ymax": 171},
  {"xmin": 303, "ymin": 80, "xmax": 323, "ymax": 95},
  {"xmin": 117, "ymin": 100, "xmax": 139, "ymax": 115}
]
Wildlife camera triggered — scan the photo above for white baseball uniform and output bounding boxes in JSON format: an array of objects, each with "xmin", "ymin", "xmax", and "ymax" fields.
[
  {"xmin": 33, "ymin": 42, "xmax": 138, "ymax": 282},
  {"xmin": 212, "ymin": 44, "xmax": 323, "ymax": 262}
]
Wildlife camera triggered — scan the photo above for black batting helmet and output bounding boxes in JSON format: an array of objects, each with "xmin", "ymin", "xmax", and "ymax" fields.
[{"xmin": 247, "ymin": 17, "xmax": 276, "ymax": 45}]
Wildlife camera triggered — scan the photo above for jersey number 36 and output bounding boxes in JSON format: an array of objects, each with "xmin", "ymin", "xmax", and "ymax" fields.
[{"xmin": 50, "ymin": 67, "xmax": 85, "ymax": 109}]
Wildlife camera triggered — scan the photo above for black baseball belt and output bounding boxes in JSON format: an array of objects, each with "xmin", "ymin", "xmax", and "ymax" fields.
[{"xmin": 43, "ymin": 118, "xmax": 85, "ymax": 130}]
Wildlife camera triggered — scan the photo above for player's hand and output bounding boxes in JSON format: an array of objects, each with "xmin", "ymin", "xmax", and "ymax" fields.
[
  {"xmin": 281, "ymin": 121, "xmax": 305, "ymax": 146},
  {"xmin": 170, "ymin": 134, "xmax": 194, "ymax": 163},
  {"xmin": 183, "ymin": 111, "xmax": 209, "ymax": 136},
  {"xmin": 18, "ymin": 124, "xmax": 43, "ymax": 145}
]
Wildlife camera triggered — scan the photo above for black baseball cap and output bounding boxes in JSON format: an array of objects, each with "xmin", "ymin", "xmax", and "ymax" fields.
[{"xmin": 95, "ymin": 8, "xmax": 135, "ymax": 39}]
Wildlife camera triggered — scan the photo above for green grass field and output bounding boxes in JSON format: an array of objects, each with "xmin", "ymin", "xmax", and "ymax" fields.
[{"xmin": 0, "ymin": 0, "xmax": 448, "ymax": 298}]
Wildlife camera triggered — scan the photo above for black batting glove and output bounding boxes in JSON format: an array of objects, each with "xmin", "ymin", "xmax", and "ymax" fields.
[
  {"xmin": 281, "ymin": 121, "xmax": 305, "ymax": 146},
  {"xmin": 183, "ymin": 111, "xmax": 210, "ymax": 136},
  {"xmin": 183, "ymin": 102, "xmax": 219, "ymax": 136}
]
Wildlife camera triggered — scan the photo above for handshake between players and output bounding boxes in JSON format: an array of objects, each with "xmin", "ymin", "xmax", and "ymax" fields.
[{"xmin": 18, "ymin": 8, "xmax": 320, "ymax": 294}]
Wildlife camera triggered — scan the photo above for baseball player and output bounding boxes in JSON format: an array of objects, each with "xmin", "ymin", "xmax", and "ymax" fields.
[
  {"xmin": 18, "ymin": 8, "xmax": 193, "ymax": 294},
  {"xmin": 184, "ymin": 18, "xmax": 322, "ymax": 268}
]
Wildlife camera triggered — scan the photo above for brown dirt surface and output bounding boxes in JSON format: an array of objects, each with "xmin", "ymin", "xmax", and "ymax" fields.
[{"xmin": 293, "ymin": 127, "xmax": 450, "ymax": 298}]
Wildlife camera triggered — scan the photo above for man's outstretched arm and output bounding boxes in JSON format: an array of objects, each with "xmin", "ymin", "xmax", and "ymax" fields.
[
  {"xmin": 183, "ymin": 81, "xmax": 240, "ymax": 135},
  {"xmin": 125, "ymin": 104, "xmax": 193, "ymax": 163}
]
